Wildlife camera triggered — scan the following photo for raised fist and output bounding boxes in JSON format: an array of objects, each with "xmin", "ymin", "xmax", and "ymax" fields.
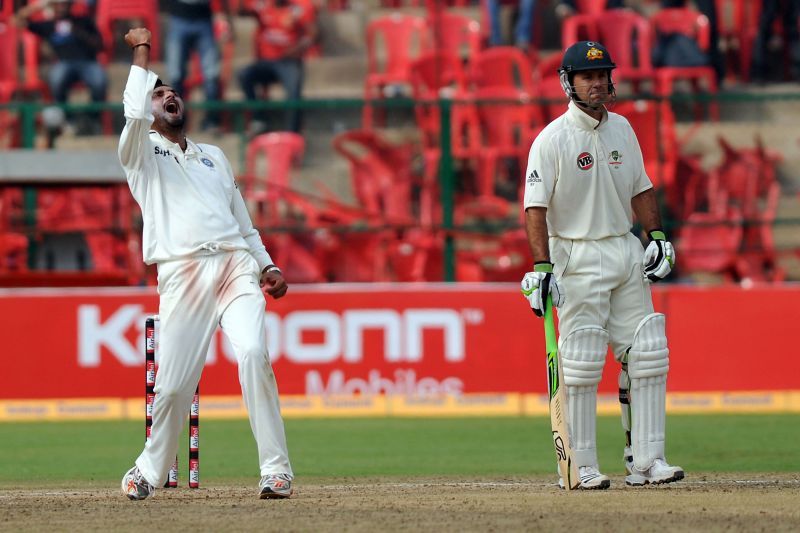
[{"xmin": 125, "ymin": 28, "xmax": 152, "ymax": 49}]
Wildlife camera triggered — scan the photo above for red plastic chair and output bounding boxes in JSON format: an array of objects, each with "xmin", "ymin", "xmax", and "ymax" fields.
[
  {"xmin": 408, "ymin": 51, "xmax": 481, "ymax": 226},
  {"xmin": 470, "ymin": 46, "xmax": 536, "ymax": 92},
  {"xmin": 612, "ymin": 100, "xmax": 678, "ymax": 192},
  {"xmin": 678, "ymin": 208, "xmax": 742, "ymax": 279},
  {"xmin": 574, "ymin": 0, "xmax": 608, "ymax": 15},
  {"xmin": 471, "ymin": 86, "xmax": 543, "ymax": 216},
  {"xmin": 650, "ymin": 7, "xmax": 719, "ymax": 121},
  {"xmin": 562, "ymin": 10, "xmax": 655, "ymax": 93},
  {"xmin": 332, "ymin": 129, "xmax": 415, "ymax": 225},
  {"xmin": 426, "ymin": 11, "xmax": 482, "ymax": 62},
  {"xmin": 240, "ymin": 132, "xmax": 316, "ymax": 226},
  {"xmin": 735, "ymin": 181, "xmax": 784, "ymax": 282},
  {"xmin": 0, "ymin": 21, "xmax": 21, "ymax": 97},
  {"xmin": 240, "ymin": 132, "xmax": 330, "ymax": 282},
  {"xmin": 96, "ymin": 0, "xmax": 160, "ymax": 61},
  {"xmin": 715, "ymin": 0, "xmax": 759, "ymax": 82},
  {"xmin": 34, "ymin": 185, "xmax": 136, "ymax": 275},
  {"xmin": 363, "ymin": 14, "xmax": 431, "ymax": 128},
  {"xmin": 0, "ymin": 187, "xmax": 27, "ymax": 273}
]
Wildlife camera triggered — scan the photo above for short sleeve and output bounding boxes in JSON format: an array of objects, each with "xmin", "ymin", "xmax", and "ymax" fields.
[{"xmin": 523, "ymin": 132, "xmax": 557, "ymax": 209}]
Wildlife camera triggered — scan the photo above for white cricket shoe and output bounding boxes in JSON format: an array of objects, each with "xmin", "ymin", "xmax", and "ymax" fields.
[
  {"xmin": 259, "ymin": 473, "xmax": 293, "ymax": 499},
  {"xmin": 624, "ymin": 448, "xmax": 684, "ymax": 486},
  {"xmin": 559, "ymin": 465, "xmax": 611, "ymax": 490},
  {"xmin": 121, "ymin": 466, "xmax": 155, "ymax": 501}
]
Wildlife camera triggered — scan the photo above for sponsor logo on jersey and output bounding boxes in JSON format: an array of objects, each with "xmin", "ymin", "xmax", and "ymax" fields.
[
  {"xmin": 527, "ymin": 169, "xmax": 542, "ymax": 184},
  {"xmin": 609, "ymin": 150, "xmax": 622, "ymax": 167},
  {"xmin": 154, "ymin": 146, "xmax": 173, "ymax": 158},
  {"xmin": 200, "ymin": 157, "xmax": 215, "ymax": 168},
  {"xmin": 576, "ymin": 152, "xmax": 594, "ymax": 170}
]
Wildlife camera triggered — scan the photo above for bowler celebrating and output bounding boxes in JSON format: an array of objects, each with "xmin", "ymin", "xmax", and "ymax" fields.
[{"xmin": 119, "ymin": 27, "xmax": 294, "ymax": 500}]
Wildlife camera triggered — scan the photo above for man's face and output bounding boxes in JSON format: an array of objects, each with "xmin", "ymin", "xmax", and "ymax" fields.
[
  {"xmin": 572, "ymin": 69, "xmax": 611, "ymax": 108},
  {"xmin": 151, "ymin": 85, "xmax": 185, "ymax": 129}
]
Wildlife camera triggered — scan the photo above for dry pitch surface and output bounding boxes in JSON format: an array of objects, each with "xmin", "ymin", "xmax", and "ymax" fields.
[{"xmin": 2, "ymin": 474, "xmax": 799, "ymax": 532}]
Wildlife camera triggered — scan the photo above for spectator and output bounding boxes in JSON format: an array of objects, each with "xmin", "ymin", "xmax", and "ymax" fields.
[
  {"xmin": 659, "ymin": 0, "xmax": 724, "ymax": 84},
  {"xmin": 14, "ymin": 0, "xmax": 107, "ymax": 134},
  {"xmin": 238, "ymin": 0, "xmax": 318, "ymax": 135},
  {"xmin": 487, "ymin": 0, "xmax": 536, "ymax": 50},
  {"xmin": 162, "ymin": 0, "xmax": 233, "ymax": 131},
  {"xmin": 751, "ymin": 0, "xmax": 800, "ymax": 82}
]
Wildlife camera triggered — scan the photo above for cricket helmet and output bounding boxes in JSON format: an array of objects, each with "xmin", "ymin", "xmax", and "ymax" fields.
[{"xmin": 558, "ymin": 41, "xmax": 617, "ymax": 103}]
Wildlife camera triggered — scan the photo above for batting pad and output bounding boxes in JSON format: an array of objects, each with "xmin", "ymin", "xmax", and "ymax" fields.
[
  {"xmin": 561, "ymin": 326, "xmax": 609, "ymax": 468},
  {"xmin": 627, "ymin": 313, "xmax": 669, "ymax": 471}
]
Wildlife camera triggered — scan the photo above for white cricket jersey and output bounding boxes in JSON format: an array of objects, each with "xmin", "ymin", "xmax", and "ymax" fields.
[
  {"xmin": 523, "ymin": 100, "xmax": 653, "ymax": 240},
  {"xmin": 118, "ymin": 66, "xmax": 273, "ymax": 269}
]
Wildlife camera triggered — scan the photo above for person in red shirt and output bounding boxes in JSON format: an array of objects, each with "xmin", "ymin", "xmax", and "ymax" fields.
[{"xmin": 238, "ymin": 0, "xmax": 318, "ymax": 134}]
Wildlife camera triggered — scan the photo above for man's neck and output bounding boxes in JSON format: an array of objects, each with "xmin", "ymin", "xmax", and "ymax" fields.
[
  {"xmin": 576, "ymin": 102, "xmax": 604, "ymax": 122},
  {"xmin": 156, "ymin": 127, "xmax": 187, "ymax": 151}
]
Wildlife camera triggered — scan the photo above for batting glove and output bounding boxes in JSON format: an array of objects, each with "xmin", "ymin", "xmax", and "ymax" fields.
[
  {"xmin": 520, "ymin": 261, "xmax": 565, "ymax": 317},
  {"xmin": 642, "ymin": 230, "xmax": 675, "ymax": 283}
]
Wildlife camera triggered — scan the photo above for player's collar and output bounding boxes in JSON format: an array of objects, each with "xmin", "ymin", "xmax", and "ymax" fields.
[{"xmin": 567, "ymin": 100, "xmax": 607, "ymax": 131}]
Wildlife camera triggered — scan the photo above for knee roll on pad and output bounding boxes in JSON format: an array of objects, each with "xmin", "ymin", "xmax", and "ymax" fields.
[
  {"xmin": 561, "ymin": 326, "xmax": 608, "ymax": 468},
  {"xmin": 627, "ymin": 313, "xmax": 669, "ymax": 471},
  {"xmin": 560, "ymin": 326, "xmax": 609, "ymax": 386},
  {"xmin": 627, "ymin": 313, "xmax": 669, "ymax": 379}
]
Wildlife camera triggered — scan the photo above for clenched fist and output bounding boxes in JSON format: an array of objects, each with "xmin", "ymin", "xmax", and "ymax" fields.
[{"xmin": 125, "ymin": 28, "xmax": 151, "ymax": 49}]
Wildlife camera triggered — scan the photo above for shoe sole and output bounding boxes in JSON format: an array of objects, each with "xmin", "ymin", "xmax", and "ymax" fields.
[
  {"xmin": 626, "ymin": 470, "xmax": 685, "ymax": 487},
  {"xmin": 259, "ymin": 489, "xmax": 293, "ymax": 499},
  {"xmin": 559, "ymin": 479, "xmax": 611, "ymax": 490},
  {"xmin": 581, "ymin": 479, "xmax": 611, "ymax": 490}
]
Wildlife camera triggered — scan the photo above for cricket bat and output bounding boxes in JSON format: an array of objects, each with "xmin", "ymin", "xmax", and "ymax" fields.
[{"xmin": 543, "ymin": 294, "xmax": 580, "ymax": 490}]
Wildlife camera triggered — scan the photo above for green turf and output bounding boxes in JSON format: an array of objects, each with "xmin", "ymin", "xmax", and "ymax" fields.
[{"xmin": 0, "ymin": 414, "xmax": 797, "ymax": 487}]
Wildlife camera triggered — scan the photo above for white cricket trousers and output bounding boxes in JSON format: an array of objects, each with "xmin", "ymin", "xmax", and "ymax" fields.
[
  {"xmin": 551, "ymin": 232, "xmax": 655, "ymax": 356},
  {"xmin": 136, "ymin": 249, "xmax": 292, "ymax": 486}
]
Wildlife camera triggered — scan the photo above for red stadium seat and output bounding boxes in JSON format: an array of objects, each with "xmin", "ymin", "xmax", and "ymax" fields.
[
  {"xmin": 240, "ymin": 132, "xmax": 329, "ymax": 283},
  {"xmin": 363, "ymin": 14, "xmax": 431, "ymax": 128},
  {"xmin": 470, "ymin": 46, "xmax": 535, "ymax": 92},
  {"xmin": 678, "ymin": 209, "xmax": 742, "ymax": 279},
  {"xmin": 562, "ymin": 10, "xmax": 655, "ymax": 93},
  {"xmin": 426, "ymin": 11, "xmax": 482, "ymax": 62},
  {"xmin": 650, "ymin": 7, "xmax": 719, "ymax": 121},
  {"xmin": 96, "ymin": 0, "xmax": 161, "ymax": 61},
  {"xmin": 408, "ymin": 51, "xmax": 480, "ymax": 227}
]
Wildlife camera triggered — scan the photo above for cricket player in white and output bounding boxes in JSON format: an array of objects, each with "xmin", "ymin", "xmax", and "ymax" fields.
[
  {"xmin": 520, "ymin": 41, "xmax": 684, "ymax": 489},
  {"xmin": 119, "ymin": 28, "xmax": 293, "ymax": 500}
]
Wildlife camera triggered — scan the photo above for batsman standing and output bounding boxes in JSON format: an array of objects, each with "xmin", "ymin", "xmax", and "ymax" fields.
[
  {"xmin": 119, "ymin": 28, "xmax": 294, "ymax": 500},
  {"xmin": 520, "ymin": 41, "xmax": 684, "ymax": 489}
]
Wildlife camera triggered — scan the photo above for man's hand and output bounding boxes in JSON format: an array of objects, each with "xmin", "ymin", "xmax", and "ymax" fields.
[
  {"xmin": 521, "ymin": 262, "xmax": 565, "ymax": 317},
  {"xmin": 260, "ymin": 268, "xmax": 288, "ymax": 299},
  {"xmin": 125, "ymin": 28, "xmax": 152, "ymax": 49},
  {"xmin": 642, "ymin": 230, "xmax": 675, "ymax": 283}
]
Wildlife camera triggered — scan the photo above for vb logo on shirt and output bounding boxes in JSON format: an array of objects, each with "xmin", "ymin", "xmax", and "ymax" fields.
[{"xmin": 576, "ymin": 152, "xmax": 594, "ymax": 170}]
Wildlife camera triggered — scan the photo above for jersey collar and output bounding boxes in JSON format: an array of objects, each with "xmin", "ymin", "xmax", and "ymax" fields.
[{"xmin": 567, "ymin": 100, "xmax": 608, "ymax": 131}]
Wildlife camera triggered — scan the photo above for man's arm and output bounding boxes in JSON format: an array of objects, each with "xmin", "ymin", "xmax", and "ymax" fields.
[
  {"xmin": 11, "ymin": 2, "xmax": 44, "ymax": 27},
  {"xmin": 525, "ymin": 206, "xmax": 550, "ymax": 263},
  {"xmin": 631, "ymin": 187, "xmax": 662, "ymax": 234},
  {"xmin": 118, "ymin": 28, "xmax": 158, "ymax": 188}
]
